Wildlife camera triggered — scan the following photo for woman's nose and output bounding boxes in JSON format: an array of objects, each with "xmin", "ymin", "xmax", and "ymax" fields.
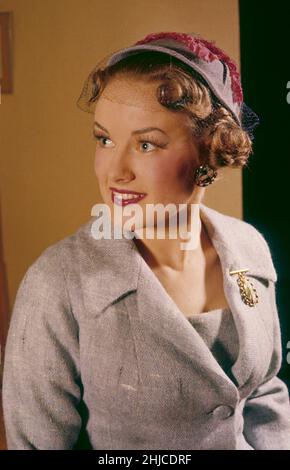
[{"xmin": 108, "ymin": 146, "xmax": 135, "ymax": 182}]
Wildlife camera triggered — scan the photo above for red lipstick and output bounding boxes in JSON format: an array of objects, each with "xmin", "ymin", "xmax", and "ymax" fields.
[{"xmin": 110, "ymin": 187, "xmax": 147, "ymax": 207}]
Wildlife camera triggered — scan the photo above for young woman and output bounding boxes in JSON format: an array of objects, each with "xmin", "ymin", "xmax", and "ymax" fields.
[{"xmin": 3, "ymin": 31, "xmax": 290, "ymax": 450}]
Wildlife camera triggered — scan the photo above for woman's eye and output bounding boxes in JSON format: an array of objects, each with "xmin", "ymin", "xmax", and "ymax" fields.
[
  {"xmin": 93, "ymin": 134, "xmax": 113, "ymax": 147},
  {"xmin": 139, "ymin": 139, "xmax": 166, "ymax": 152},
  {"xmin": 139, "ymin": 141, "xmax": 157, "ymax": 152}
]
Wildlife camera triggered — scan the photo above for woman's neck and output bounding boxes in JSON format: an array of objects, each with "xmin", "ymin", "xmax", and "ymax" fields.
[{"xmin": 133, "ymin": 205, "xmax": 211, "ymax": 272}]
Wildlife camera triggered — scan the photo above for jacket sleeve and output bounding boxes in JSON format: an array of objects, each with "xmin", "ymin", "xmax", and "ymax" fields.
[
  {"xmin": 242, "ymin": 279, "xmax": 290, "ymax": 449},
  {"xmin": 2, "ymin": 246, "xmax": 84, "ymax": 449}
]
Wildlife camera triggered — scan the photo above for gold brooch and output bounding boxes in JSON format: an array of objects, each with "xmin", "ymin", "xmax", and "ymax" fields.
[{"xmin": 229, "ymin": 268, "xmax": 259, "ymax": 307}]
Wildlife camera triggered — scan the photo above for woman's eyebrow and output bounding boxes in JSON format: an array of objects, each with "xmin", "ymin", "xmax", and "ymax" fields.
[{"xmin": 93, "ymin": 121, "xmax": 168, "ymax": 136}]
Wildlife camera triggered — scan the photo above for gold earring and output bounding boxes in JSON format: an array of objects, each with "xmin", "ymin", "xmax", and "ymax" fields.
[{"xmin": 195, "ymin": 164, "xmax": 217, "ymax": 187}]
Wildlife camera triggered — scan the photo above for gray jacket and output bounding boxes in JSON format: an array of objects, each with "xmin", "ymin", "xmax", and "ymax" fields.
[{"xmin": 2, "ymin": 202, "xmax": 290, "ymax": 450}]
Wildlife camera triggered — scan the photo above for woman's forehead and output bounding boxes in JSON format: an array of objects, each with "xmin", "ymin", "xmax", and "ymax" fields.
[
  {"xmin": 94, "ymin": 99, "xmax": 192, "ymax": 134},
  {"xmin": 97, "ymin": 77, "xmax": 166, "ymax": 111},
  {"xmin": 93, "ymin": 77, "xmax": 195, "ymax": 137}
]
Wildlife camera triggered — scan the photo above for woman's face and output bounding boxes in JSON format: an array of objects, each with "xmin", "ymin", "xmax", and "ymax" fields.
[{"xmin": 93, "ymin": 76, "xmax": 204, "ymax": 231}]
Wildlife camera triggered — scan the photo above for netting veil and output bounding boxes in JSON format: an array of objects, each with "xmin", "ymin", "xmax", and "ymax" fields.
[{"xmin": 76, "ymin": 32, "xmax": 260, "ymax": 141}]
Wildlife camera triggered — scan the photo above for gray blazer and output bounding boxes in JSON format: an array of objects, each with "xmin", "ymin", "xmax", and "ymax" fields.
[{"xmin": 2, "ymin": 203, "xmax": 290, "ymax": 450}]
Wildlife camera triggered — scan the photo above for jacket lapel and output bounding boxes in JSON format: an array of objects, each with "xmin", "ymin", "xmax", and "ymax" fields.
[
  {"xmin": 127, "ymin": 248, "xmax": 241, "ymax": 400},
  {"xmin": 77, "ymin": 203, "xmax": 277, "ymax": 395},
  {"xmin": 76, "ymin": 222, "xmax": 141, "ymax": 315},
  {"xmin": 199, "ymin": 203, "xmax": 277, "ymax": 394}
]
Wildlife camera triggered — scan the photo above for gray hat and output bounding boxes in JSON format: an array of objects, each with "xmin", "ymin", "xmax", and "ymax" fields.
[{"xmin": 77, "ymin": 31, "xmax": 259, "ymax": 140}]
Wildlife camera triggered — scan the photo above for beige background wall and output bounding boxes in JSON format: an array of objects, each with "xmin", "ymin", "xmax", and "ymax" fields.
[{"xmin": 0, "ymin": 0, "xmax": 241, "ymax": 314}]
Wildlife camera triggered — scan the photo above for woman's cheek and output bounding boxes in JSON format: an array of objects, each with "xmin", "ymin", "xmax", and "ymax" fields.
[
  {"xmin": 146, "ymin": 172, "xmax": 179, "ymax": 203},
  {"xmin": 94, "ymin": 151, "xmax": 108, "ymax": 176},
  {"xmin": 150, "ymin": 154, "xmax": 191, "ymax": 187},
  {"xmin": 145, "ymin": 155, "xmax": 175, "ymax": 183},
  {"xmin": 151, "ymin": 160, "xmax": 194, "ymax": 203}
]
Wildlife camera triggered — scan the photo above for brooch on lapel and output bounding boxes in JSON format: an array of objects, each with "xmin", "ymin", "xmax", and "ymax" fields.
[{"xmin": 229, "ymin": 268, "xmax": 259, "ymax": 307}]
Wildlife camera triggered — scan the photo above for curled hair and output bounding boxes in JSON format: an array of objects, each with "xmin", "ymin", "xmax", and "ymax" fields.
[{"xmin": 86, "ymin": 51, "xmax": 252, "ymax": 169}]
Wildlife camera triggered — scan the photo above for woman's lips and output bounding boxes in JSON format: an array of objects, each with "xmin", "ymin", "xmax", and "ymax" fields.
[{"xmin": 111, "ymin": 190, "xmax": 146, "ymax": 206}]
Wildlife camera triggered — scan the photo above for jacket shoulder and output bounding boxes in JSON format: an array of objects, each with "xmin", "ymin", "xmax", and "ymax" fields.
[
  {"xmin": 25, "ymin": 217, "xmax": 94, "ymax": 275},
  {"xmin": 13, "ymin": 218, "xmax": 94, "ymax": 311}
]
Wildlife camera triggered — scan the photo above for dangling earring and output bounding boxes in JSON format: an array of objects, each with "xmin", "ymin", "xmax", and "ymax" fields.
[{"xmin": 195, "ymin": 164, "xmax": 217, "ymax": 187}]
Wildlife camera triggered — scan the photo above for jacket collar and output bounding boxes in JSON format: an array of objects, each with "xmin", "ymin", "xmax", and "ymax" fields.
[
  {"xmin": 198, "ymin": 203, "xmax": 277, "ymax": 282},
  {"xmin": 76, "ymin": 202, "xmax": 277, "ymax": 315}
]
